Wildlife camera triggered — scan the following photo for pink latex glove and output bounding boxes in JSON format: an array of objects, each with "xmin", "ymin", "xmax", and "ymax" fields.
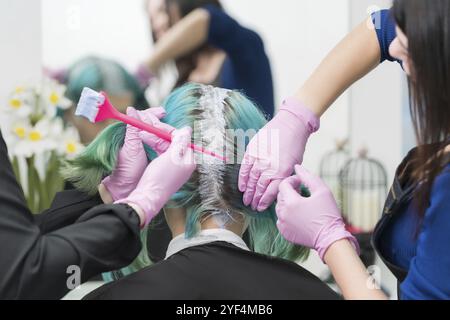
[
  {"xmin": 101, "ymin": 107, "xmax": 172, "ymax": 201},
  {"xmin": 116, "ymin": 127, "xmax": 196, "ymax": 227},
  {"xmin": 276, "ymin": 165, "xmax": 360, "ymax": 262},
  {"xmin": 139, "ymin": 122, "xmax": 175, "ymax": 156},
  {"xmin": 238, "ymin": 97, "xmax": 320, "ymax": 212}
]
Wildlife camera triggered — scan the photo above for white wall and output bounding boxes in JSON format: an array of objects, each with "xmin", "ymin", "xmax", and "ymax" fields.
[
  {"xmin": 42, "ymin": 0, "xmax": 150, "ymax": 71},
  {"xmin": 0, "ymin": 0, "xmax": 42, "ymax": 102}
]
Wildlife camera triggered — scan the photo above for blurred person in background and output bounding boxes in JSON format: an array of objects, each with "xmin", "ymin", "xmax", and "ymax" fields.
[{"xmin": 137, "ymin": 0, "xmax": 275, "ymax": 119}]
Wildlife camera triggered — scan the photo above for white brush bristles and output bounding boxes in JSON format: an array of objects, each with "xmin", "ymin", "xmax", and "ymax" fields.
[{"xmin": 75, "ymin": 87, "xmax": 105, "ymax": 123}]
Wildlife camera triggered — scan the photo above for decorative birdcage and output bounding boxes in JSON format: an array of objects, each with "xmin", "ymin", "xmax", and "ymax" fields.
[
  {"xmin": 319, "ymin": 139, "xmax": 350, "ymax": 209},
  {"xmin": 339, "ymin": 148, "xmax": 388, "ymax": 233},
  {"xmin": 339, "ymin": 148, "xmax": 388, "ymax": 268}
]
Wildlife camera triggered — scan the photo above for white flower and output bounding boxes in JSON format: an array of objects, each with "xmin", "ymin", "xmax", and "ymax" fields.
[
  {"xmin": 4, "ymin": 86, "xmax": 34, "ymax": 118},
  {"xmin": 41, "ymin": 79, "xmax": 73, "ymax": 118},
  {"xmin": 11, "ymin": 118, "xmax": 58, "ymax": 157},
  {"xmin": 1, "ymin": 118, "xmax": 31, "ymax": 147},
  {"xmin": 56, "ymin": 126, "xmax": 84, "ymax": 159}
]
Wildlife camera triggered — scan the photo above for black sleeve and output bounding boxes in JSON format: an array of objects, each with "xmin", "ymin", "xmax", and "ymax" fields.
[
  {"xmin": 34, "ymin": 189, "xmax": 104, "ymax": 233},
  {"xmin": 0, "ymin": 130, "xmax": 142, "ymax": 300}
]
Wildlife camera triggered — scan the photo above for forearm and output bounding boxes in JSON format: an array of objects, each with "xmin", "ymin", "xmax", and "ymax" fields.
[
  {"xmin": 147, "ymin": 9, "xmax": 210, "ymax": 72},
  {"xmin": 294, "ymin": 17, "xmax": 381, "ymax": 117},
  {"xmin": 98, "ymin": 183, "xmax": 114, "ymax": 204},
  {"xmin": 324, "ymin": 239, "xmax": 387, "ymax": 300}
]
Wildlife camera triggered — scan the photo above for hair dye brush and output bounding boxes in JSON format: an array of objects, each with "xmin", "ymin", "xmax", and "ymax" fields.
[{"xmin": 75, "ymin": 87, "xmax": 226, "ymax": 161}]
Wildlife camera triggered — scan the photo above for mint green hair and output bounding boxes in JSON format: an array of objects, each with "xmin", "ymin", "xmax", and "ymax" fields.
[
  {"xmin": 65, "ymin": 56, "xmax": 148, "ymax": 110},
  {"xmin": 62, "ymin": 83, "xmax": 309, "ymax": 278}
]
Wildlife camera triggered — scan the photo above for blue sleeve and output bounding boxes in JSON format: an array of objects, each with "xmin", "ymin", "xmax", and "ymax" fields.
[
  {"xmin": 203, "ymin": 5, "xmax": 265, "ymax": 63},
  {"xmin": 371, "ymin": 9, "xmax": 399, "ymax": 64},
  {"xmin": 400, "ymin": 167, "xmax": 450, "ymax": 300}
]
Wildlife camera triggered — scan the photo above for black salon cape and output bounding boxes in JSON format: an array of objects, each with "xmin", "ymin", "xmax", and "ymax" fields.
[
  {"xmin": 0, "ymin": 130, "xmax": 142, "ymax": 300},
  {"xmin": 84, "ymin": 242, "xmax": 340, "ymax": 300}
]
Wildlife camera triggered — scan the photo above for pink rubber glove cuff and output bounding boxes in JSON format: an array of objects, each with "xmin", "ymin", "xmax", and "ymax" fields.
[
  {"xmin": 316, "ymin": 224, "xmax": 361, "ymax": 262},
  {"xmin": 114, "ymin": 128, "xmax": 196, "ymax": 228},
  {"xmin": 101, "ymin": 176, "xmax": 126, "ymax": 202},
  {"xmin": 279, "ymin": 97, "xmax": 320, "ymax": 134},
  {"xmin": 115, "ymin": 196, "xmax": 157, "ymax": 228},
  {"xmin": 239, "ymin": 97, "xmax": 320, "ymax": 212},
  {"xmin": 275, "ymin": 165, "xmax": 360, "ymax": 263}
]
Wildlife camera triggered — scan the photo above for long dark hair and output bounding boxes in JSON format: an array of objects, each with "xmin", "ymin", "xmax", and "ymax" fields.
[{"xmin": 392, "ymin": 0, "xmax": 450, "ymax": 217}]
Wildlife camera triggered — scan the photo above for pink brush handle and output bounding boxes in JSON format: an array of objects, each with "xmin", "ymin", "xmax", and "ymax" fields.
[
  {"xmin": 114, "ymin": 113, "xmax": 226, "ymax": 162},
  {"xmin": 116, "ymin": 113, "xmax": 172, "ymax": 141}
]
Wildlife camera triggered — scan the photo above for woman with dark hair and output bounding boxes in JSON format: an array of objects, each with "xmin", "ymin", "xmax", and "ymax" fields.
[
  {"xmin": 241, "ymin": 0, "xmax": 450, "ymax": 299},
  {"xmin": 139, "ymin": 0, "xmax": 275, "ymax": 118}
]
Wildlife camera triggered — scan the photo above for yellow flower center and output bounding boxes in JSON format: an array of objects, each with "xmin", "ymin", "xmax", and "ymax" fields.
[
  {"xmin": 15, "ymin": 87, "xmax": 25, "ymax": 94},
  {"xmin": 29, "ymin": 131, "xmax": 42, "ymax": 142},
  {"xmin": 14, "ymin": 127, "xmax": 26, "ymax": 139},
  {"xmin": 10, "ymin": 98, "xmax": 22, "ymax": 109},
  {"xmin": 49, "ymin": 92, "xmax": 60, "ymax": 105},
  {"xmin": 66, "ymin": 142, "xmax": 77, "ymax": 154}
]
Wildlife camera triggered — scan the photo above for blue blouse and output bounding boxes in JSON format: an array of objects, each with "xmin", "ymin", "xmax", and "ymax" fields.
[
  {"xmin": 373, "ymin": 9, "xmax": 450, "ymax": 300},
  {"xmin": 372, "ymin": 9, "xmax": 398, "ymax": 63},
  {"xmin": 204, "ymin": 5, "xmax": 274, "ymax": 119}
]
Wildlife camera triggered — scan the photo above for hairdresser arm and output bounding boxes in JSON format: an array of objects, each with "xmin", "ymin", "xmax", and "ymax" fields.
[
  {"xmin": 239, "ymin": 16, "xmax": 384, "ymax": 211},
  {"xmin": 295, "ymin": 17, "xmax": 381, "ymax": 117},
  {"xmin": 0, "ymin": 129, "xmax": 143, "ymax": 299},
  {"xmin": 324, "ymin": 240, "xmax": 387, "ymax": 300},
  {"xmin": 294, "ymin": 7, "xmax": 402, "ymax": 116},
  {"xmin": 146, "ymin": 9, "xmax": 210, "ymax": 73}
]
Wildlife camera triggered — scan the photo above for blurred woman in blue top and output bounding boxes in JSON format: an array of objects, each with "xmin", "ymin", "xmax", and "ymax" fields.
[{"xmin": 140, "ymin": 0, "xmax": 274, "ymax": 119}]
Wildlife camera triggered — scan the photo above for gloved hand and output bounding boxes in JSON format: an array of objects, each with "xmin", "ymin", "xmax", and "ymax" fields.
[
  {"xmin": 101, "ymin": 107, "xmax": 171, "ymax": 201},
  {"xmin": 139, "ymin": 120, "xmax": 175, "ymax": 156},
  {"xmin": 116, "ymin": 127, "xmax": 196, "ymax": 227},
  {"xmin": 238, "ymin": 97, "xmax": 320, "ymax": 212},
  {"xmin": 276, "ymin": 165, "xmax": 360, "ymax": 262}
]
